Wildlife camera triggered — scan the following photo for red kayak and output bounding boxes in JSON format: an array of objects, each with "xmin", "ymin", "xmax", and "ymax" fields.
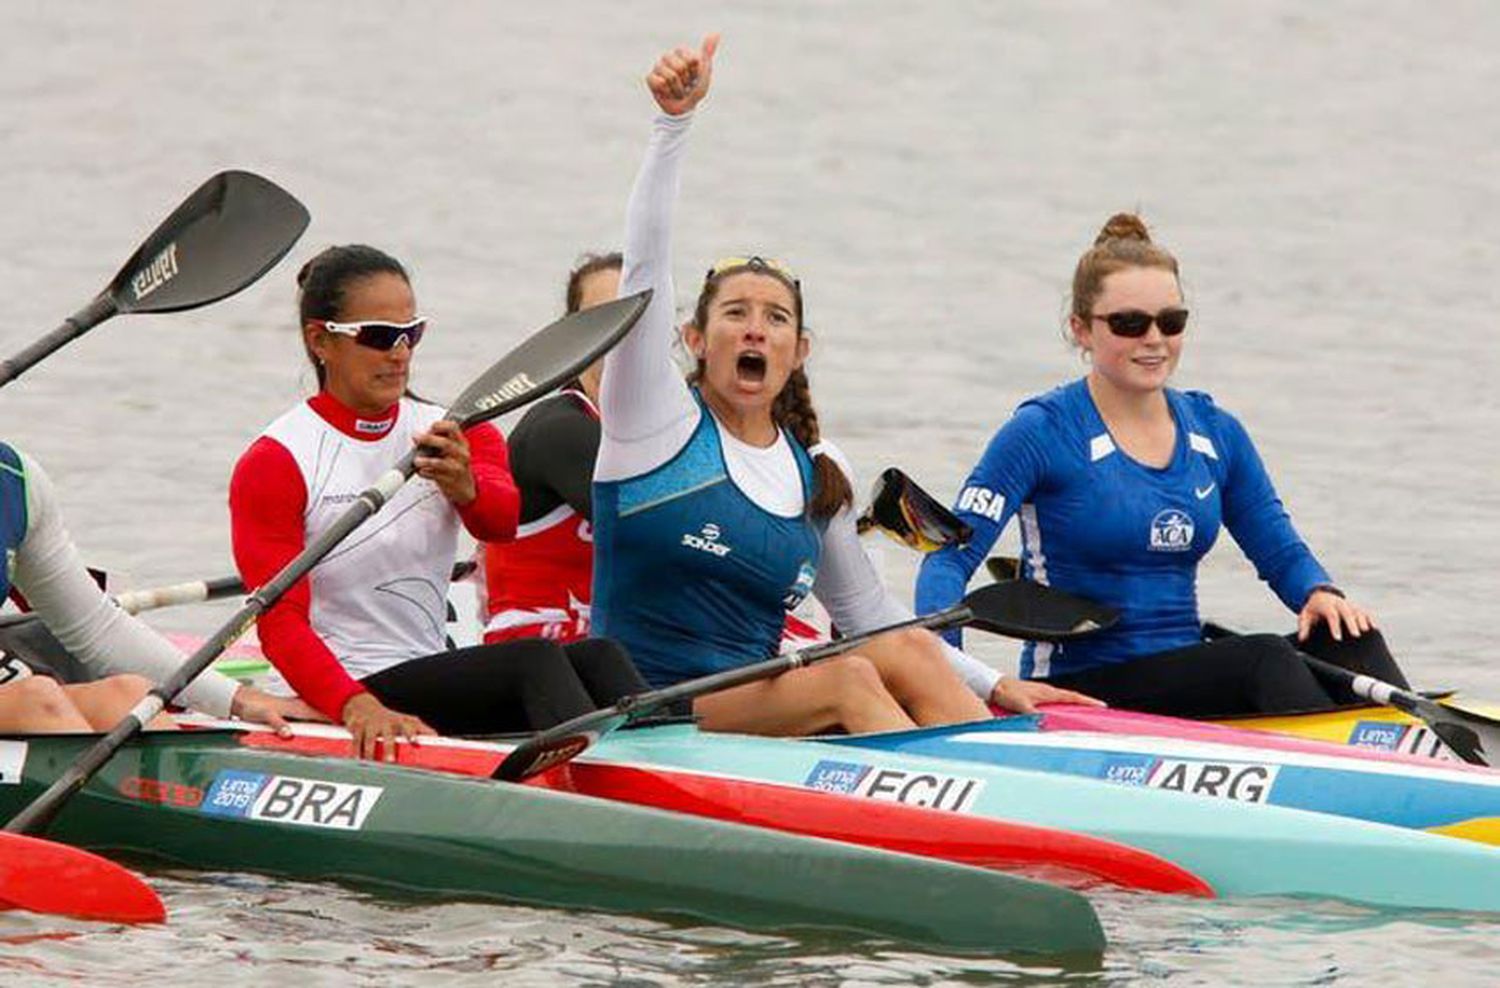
[
  {"xmin": 0, "ymin": 831, "xmax": 165, "ymax": 923},
  {"xmin": 225, "ymin": 721, "xmax": 1212, "ymax": 897}
]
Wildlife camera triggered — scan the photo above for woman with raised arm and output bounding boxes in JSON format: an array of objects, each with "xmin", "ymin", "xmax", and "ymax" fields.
[
  {"xmin": 915, "ymin": 215, "xmax": 1409, "ymax": 716},
  {"xmin": 0, "ymin": 443, "xmax": 311, "ymax": 733},
  {"xmin": 590, "ymin": 36, "xmax": 1094, "ymax": 736},
  {"xmin": 229, "ymin": 245, "xmax": 645, "ymax": 759}
]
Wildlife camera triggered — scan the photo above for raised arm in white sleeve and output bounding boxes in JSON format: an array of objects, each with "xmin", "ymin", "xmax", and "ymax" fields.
[
  {"xmin": 13, "ymin": 450, "xmax": 239, "ymax": 717},
  {"xmin": 596, "ymin": 111, "xmax": 702, "ymax": 482},
  {"xmin": 808, "ymin": 443, "xmax": 1002, "ymax": 700}
]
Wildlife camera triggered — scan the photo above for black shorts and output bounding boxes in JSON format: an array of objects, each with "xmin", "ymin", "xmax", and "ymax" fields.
[
  {"xmin": 361, "ymin": 637, "xmax": 646, "ymax": 735},
  {"xmin": 1041, "ymin": 626, "xmax": 1408, "ymax": 718}
]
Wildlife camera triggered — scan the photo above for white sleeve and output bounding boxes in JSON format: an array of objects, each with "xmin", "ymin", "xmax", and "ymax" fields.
[
  {"xmin": 595, "ymin": 111, "xmax": 702, "ymax": 482},
  {"xmin": 13, "ymin": 451, "xmax": 239, "ymax": 717},
  {"xmin": 809, "ymin": 443, "xmax": 1002, "ymax": 700}
]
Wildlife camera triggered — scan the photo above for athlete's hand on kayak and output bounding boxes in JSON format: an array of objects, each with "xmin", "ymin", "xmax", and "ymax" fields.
[
  {"xmin": 647, "ymin": 34, "xmax": 720, "ymax": 116},
  {"xmin": 230, "ymin": 686, "xmax": 329, "ymax": 737},
  {"xmin": 1298, "ymin": 590, "xmax": 1376, "ymax": 643},
  {"xmin": 414, "ymin": 420, "xmax": 477, "ymax": 506},
  {"xmin": 989, "ymin": 678, "xmax": 1105, "ymax": 715},
  {"xmin": 342, "ymin": 692, "xmax": 436, "ymax": 762}
]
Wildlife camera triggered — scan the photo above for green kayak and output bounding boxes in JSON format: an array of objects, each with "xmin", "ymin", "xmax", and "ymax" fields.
[{"xmin": 0, "ymin": 730, "xmax": 1104, "ymax": 958}]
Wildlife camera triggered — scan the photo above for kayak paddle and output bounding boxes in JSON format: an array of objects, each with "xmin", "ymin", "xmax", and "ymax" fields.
[
  {"xmin": 993, "ymin": 562, "xmax": 1500, "ymax": 767},
  {"xmin": 1294, "ymin": 654, "xmax": 1500, "ymax": 766},
  {"xmin": 0, "ymin": 170, "xmax": 310, "ymax": 388},
  {"xmin": 494, "ymin": 580, "xmax": 1117, "ymax": 782},
  {"xmin": 3, "ymin": 290, "xmax": 652, "ymax": 836},
  {"xmin": 0, "ymin": 831, "xmax": 165, "ymax": 923},
  {"xmin": 855, "ymin": 467, "xmax": 971, "ymax": 552},
  {"xmin": 0, "ymin": 575, "xmax": 247, "ymax": 634}
]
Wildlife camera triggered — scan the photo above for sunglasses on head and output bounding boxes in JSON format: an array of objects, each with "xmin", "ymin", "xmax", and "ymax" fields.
[
  {"xmin": 315, "ymin": 316, "xmax": 427, "ymax": 351},
  {"xmin": 705, "ymin": 255, "xmax": 801, "ymax": 289},
  {"xmin": 1090, "ymin": 308, "xmax": 1189, "ymax": 338}
]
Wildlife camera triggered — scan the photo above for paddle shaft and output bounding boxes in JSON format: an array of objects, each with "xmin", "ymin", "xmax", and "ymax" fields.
[
  {"xmin": 0, "ymin": 296, "xmax": 118, "ymax": 387},
  {"xmin": 4, "ymin": 451, "xmax": 418, "ymax": 835},
  {"xmin": 1300, "ymin": 652, "xmax": 1440, "ymax": 719},
  {"xmin": 495, "ymin": 601, "xmax": 971, "ymax": 781},
  {"xmin": 0, "ymin": 574, "xmax": 245, "ymax": 632},
  {"xmin": 618, "ymin": 604, "xmax": 973, "ymax": 719}
]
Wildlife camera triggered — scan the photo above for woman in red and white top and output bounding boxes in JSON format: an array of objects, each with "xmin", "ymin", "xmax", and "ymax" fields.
[{"xmin": 230, "ymin": 245, "xmax": 646, "ymax": 759}]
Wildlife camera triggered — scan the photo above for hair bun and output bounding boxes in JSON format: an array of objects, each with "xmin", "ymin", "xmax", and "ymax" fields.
[
  {"xmin": 1095, "ymin": 212, "xmax": 1151, "ymax": 246},
  {"xmin": 295, "ymin": 257, "xmax": 317, "ymax": 290}
]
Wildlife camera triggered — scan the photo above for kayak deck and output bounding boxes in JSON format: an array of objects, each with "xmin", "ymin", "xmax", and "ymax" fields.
[
  {"xmin": 0, "ymin": 730, "xmax": 1104, "ymax": 957},
  {"xmin": 224, "ymin": 722, "xmax": 1210, "ymax": 896}
]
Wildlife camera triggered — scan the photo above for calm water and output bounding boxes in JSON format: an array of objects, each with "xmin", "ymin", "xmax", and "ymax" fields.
[{"xmin": 4, "ymin": 1, "xmax": 1500, "ymax": 983}]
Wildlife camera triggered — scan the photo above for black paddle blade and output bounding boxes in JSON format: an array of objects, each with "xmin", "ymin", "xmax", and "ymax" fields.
[
  {"xmin": 448, "ymin": 291, "xmax": 651, "ymax": 427},
  {"xmin": 1414, "ymin": 698, "xmax": 1500, "ymax": 767},
  {"xmin": 107, "ymin": 171, "xmax": 310, "ymax": 315},
  {"xmin": 986, "ymin": 556, "xmax": 1020, "ymax": 582},
  {"xmin": 962, "ymin": 580, "xmax": 1119, "ymax": 642},
  {"xmin": 493, "ymin": 711, "xmax": 630, "ymax": 782},
  {"xmin": 1432, "ymin": 723, "xmax": 1489, "ymax": 767},
  {"xmin": 856, "ymin": 468, "xmax": 971, "ymax": 552}
]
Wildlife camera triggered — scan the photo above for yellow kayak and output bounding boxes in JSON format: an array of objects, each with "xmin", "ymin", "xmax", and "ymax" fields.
[{"xmin": 1214, "ymin": 697, "xmax": 1500, "ymax": 761}]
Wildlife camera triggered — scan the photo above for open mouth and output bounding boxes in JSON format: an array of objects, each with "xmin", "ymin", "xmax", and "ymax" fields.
[{"xmin": 736, "ymin": 351, "xmax": 768, "ymax": 384}]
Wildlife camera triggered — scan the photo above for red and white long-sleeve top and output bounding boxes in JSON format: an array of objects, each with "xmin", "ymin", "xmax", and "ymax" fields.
[{"xmin": 229, "ymin": 392, "xmax": 519, "ymax": 720}]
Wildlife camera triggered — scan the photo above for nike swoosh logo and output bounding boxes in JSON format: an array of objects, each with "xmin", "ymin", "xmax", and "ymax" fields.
[{"xmin": 1195, "ymin": 484, "xmax": 1216, "ymax": 500}]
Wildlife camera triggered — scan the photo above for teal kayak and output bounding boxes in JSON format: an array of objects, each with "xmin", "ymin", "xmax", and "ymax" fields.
[{"xmin": 580, "ymin": 724, "xmax": 1500, "ymax": 913}]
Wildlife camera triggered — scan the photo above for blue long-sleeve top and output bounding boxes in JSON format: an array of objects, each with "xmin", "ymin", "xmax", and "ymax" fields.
[{"xmin": 915, "ymin": 379, "xmax": 1331, "ymax": 679}]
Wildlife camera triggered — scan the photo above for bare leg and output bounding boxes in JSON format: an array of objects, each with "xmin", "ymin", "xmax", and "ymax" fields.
[
  {"xmin": 856, "ymin": 628, "xmax": 990, "ymax": 725},
  {"xmin": 0, "ymin": 677, "xmax": 94, "ymax": 732},
  {"xmin": 63, "ymin": 676, "xmax": 177, "ymax": 731},
  {"xmin": 694, "ymin": 654, "xmax": 917, "ymax": 736}
]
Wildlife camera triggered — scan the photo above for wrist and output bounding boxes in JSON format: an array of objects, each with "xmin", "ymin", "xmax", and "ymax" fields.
[
  {"xmin": 1308, "ymin": 584, "xmax": 1345, "ymax": 601},
  {"xmin": 340, "ymin": 689, "xmax": 375, "ymax": 722}
]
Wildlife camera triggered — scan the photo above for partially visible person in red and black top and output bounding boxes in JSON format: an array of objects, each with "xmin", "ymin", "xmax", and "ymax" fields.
[
  {"xmin": 483, "ymin": 253, "xmax": 620, "ymax": 644},
  {"xmin": 230, "ymin": 245, "xmax": 645, "ymax": 759}
]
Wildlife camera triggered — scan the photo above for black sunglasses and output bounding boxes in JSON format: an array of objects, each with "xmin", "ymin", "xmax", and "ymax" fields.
[
  {"xmin": 316, "ymin": 316, "xmax": 427, "ymax": 351},
  {"xmin": 1090, "ymin": 308, "xmax": 1190, "ymax": 338}
]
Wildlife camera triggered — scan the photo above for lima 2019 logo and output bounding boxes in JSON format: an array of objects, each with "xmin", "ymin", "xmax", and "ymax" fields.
[{"xmin": 1149, "ymin": 508, "xmax": 1195, "ymax": 552}]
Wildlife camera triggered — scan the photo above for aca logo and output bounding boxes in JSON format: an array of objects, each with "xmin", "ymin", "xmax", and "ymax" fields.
[{"xmin": 1148, "ymin": 508, "xmax": 1195, "ymax": 552}]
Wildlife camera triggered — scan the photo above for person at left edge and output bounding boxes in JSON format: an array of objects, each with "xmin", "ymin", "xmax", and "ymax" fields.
[
  {"xmin": 230, "ymin": 245, "xmax": 647, "ymax": 759},
  {"xmin": 0, "ymin": 443, "xmax": 314, "ymax": 734}
]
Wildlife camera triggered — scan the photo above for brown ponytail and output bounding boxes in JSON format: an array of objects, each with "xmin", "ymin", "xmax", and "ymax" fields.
[
  {"xmin": 690, "ymin": 260, "xmax": 853, "ymax": 521},
  {"xmin": 1069, "ymin": 212, "xmax": 1181, "ymax": 328},
  {"xmin": 772, "ymin": 366, "xmax": 853, "ymax": 520}
]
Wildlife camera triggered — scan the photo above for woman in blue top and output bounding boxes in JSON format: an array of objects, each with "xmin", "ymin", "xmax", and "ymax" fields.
[
  {"xmin": 590, "ymin": 35, "xmax": 1095, "ymax": 736},
  {"xmin": 915, "ymin": 214, "xmax": 1408, "ymax": 716}
]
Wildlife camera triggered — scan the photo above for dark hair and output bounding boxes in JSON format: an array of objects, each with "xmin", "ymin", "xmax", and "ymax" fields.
[
  {"xmin": 297, "ymin": 244, "xmax": 410, "ymax": 388},
  {"xmin": 565, "ymin": 251, "xmax": 623, "ymax": 314},
  {"xmin": 690, "ymin": 262, "xmax": 852, "ymax": 521},
  {"xmin": 1069, "ymin": 213, "xmax": 1181, "ymax": 332}
]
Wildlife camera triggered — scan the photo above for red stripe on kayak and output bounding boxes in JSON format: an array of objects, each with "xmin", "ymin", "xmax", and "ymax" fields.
[{"xmin": 239, "ymin": 730, "xmax": 1212, "ymax": 897}]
